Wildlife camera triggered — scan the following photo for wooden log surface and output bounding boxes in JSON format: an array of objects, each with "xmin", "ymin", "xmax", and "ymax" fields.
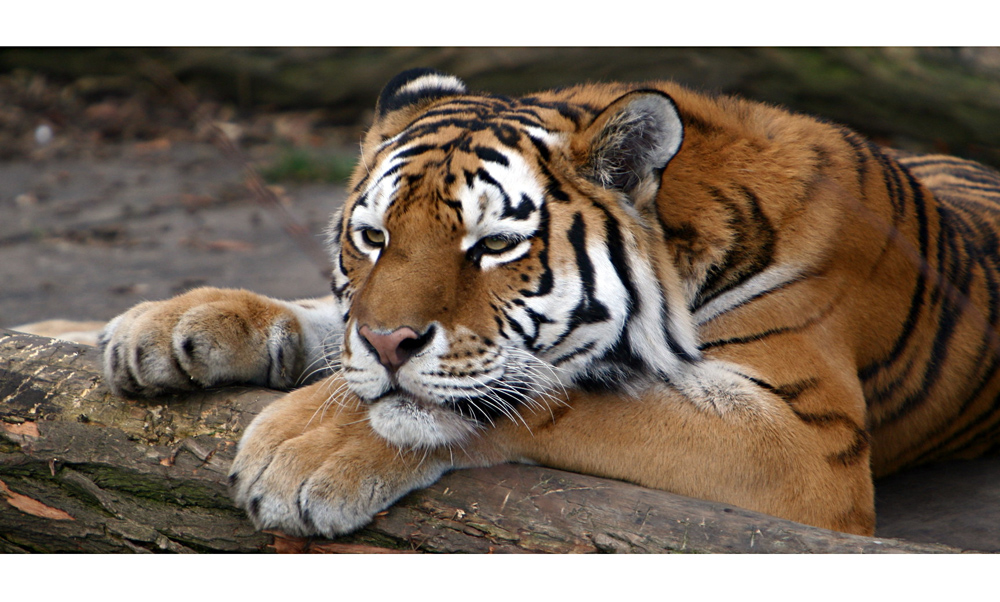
[{"xmin": 0, "ymin": 329, "xmax": 966, "ymax": 553}]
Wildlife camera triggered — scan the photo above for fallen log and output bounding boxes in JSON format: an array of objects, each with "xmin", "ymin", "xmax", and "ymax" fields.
[
  {"xmin": 0, "ymin": 329, "xmax": 964, "ymax": 553},
  {"xmin": 3, "ymin": 48, "xmax": 999, "ymax": 169}
]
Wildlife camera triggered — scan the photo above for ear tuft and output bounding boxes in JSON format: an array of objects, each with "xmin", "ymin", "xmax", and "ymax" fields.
[
  {"xmin": 376, "ymin": 68, "xmax": 467, "ymax": 117},
  {"xmin": 582, "ymin": 90, "xmax": 684, "ymax": 197}
]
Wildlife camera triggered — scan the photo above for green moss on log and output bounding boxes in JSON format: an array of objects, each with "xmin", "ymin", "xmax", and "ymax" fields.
[{"xmin": 70, "ymin": 465, "xmax": 232, "ymax": 510}]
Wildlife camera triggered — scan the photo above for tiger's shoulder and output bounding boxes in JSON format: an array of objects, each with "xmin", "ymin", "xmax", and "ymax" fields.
[{"xmin": 532, "ymin": 78, "xmax": 1000, "ymax": 473}]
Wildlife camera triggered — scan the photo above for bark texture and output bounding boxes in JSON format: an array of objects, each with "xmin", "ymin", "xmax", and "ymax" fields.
[{"xmin": 0, "ymin": 329, "xmax": 965, "ymax": 553}]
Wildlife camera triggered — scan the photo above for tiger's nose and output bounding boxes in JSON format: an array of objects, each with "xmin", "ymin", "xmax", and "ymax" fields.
[{"xmin": 358, "ymin": 325, "xmax": 434, "ymax": 371}]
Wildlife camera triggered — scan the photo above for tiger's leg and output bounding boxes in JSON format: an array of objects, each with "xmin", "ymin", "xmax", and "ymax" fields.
[
  {"xmin": 230, "ymin": 356, "xmax": 875, "ymax": 536},
  {"xmin": 490, "ymin": 375, "xmax": 876, "ymax": 535},
  {"xmin": 99, "ymin": 287, "xmax": 342, "ymax": 397}
]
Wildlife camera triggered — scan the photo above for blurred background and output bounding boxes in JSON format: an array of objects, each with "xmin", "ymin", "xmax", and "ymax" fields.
[
  {"xmin": 2, "ymin": 47, "xmax": 1000, "ymax": 328},
  {"xmin": 2, "ymin": 47, "xmax": 1000, "ymax": 551}
]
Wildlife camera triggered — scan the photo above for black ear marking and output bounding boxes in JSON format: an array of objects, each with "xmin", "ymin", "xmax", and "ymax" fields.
[
  {"xmin": 376, "ymin": 68, "xmax": 467, "ymax": 117},
  {"xmin": 583, "ymin": 90, "xmax": 684, "ymax": 196}
]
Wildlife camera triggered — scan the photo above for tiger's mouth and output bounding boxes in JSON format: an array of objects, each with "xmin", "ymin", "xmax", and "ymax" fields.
[
  {"xmin": 367, "ymin": 385, "xmax": 440, "ymax": 413},
  {"xmin": 376, "ymin": 381, "xmax": 524, "ymax": 416},
  {"xmin": 345, "ymin": 334, "xmax": 562, "ymax": 449}
]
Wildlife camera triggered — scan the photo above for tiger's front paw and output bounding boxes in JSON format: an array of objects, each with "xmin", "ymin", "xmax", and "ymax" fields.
[
  {"xmin": 98, "ymin": 287, "xmax": 307, "ymax": 397},
  {"xmin": 229, "ymin": 381, "xmax": 450, "ymax": 536}
]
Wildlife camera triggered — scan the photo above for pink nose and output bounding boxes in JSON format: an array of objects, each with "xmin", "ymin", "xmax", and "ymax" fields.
[{"xmin": 359, "ymin": 325, "xmax": 423, "ymax": 371}]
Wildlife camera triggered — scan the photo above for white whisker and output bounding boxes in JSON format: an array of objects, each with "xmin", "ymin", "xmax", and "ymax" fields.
[
  {"xmin": 302, "ymin": 370, "xmax": 354, "ymax": 431},
  {"xmin": 296, "ymin": 329, "xmax": 345, "ymax": 387}
]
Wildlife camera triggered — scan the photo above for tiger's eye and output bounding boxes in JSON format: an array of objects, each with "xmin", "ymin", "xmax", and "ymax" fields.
[
  {"xmin": 482, "ymin": 236, "xmax": 513, "ymax": 252},
  {"xmin": 361, "ymin": 228, "xmax": 386, "ymax": 247}
]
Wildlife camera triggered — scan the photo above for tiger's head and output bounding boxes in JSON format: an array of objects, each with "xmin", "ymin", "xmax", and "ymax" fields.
[{"xmin": 328, "ymin": 69, "xmax": 701, "ymax": 448}]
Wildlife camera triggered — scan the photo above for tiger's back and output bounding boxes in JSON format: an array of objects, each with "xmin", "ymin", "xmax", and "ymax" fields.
[
  {"xmin": 869, "ymin": 152, "xmax": 1000, "ymax": 473},
  {"xmin": 643, "ymin": 82, "xmax": 1000, "ymax": 478}
]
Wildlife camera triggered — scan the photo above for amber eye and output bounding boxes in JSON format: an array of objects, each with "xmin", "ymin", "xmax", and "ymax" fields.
[
  {"xmin": 360, "ymin": 228, "xmax": 386, "ymax": 248},
  {"xmin": 480, "ymin": 235, "xmax": 516, "ymax": 253}
]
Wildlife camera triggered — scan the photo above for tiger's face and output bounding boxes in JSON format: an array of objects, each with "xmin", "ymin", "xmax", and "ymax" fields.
[{"xmin": 328, "ymin": 70, "xmax": 700, "ymax": 448}]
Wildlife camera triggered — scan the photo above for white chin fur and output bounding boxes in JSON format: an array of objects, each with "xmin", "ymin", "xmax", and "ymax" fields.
[{"xmin": 367, "ymin": 394, "xmax": 477, "ymax": 449}]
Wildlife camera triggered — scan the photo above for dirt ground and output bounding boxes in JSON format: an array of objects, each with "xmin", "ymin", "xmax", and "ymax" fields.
[
  {"xmin": 0, "ymin": 140, "xmax": 341, "ymax": 328},
  {"xmin": 0, "ymin": 72, "xmax": 355, "ymax": 328},
  {"xmin": 2, "ymin": 73, "xmax": 999, "ymax": 552}
]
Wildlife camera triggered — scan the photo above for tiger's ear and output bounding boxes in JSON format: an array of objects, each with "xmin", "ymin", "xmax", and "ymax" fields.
[
  {"xmin": 374, "ymin": 68, "xmax": 467, "ymax": 118},
  {"xmin": 576, "ymin": 90, "xmax": 684, "ymax": 199}
]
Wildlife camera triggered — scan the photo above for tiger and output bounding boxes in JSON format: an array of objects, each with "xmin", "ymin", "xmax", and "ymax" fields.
[{"xmin": 98, "ymin": 68, "xmax": 1000, "ymax": 537}]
